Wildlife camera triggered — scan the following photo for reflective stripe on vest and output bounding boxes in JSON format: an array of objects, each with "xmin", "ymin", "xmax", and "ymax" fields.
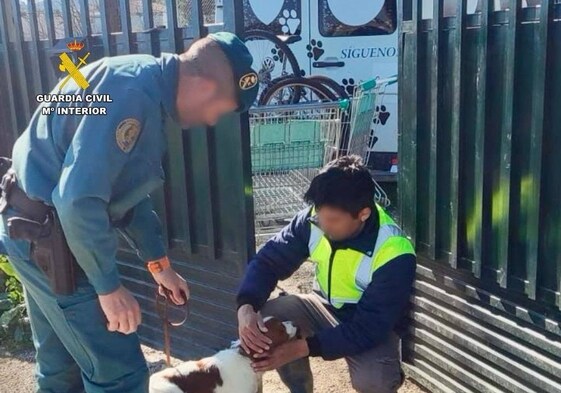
[{"xmin": 308, "ymin": 204, "xmax": 415, "ymax": 308}]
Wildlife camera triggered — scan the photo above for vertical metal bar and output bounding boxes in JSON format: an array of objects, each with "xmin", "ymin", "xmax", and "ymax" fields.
[
  {"xmin": 165, "ymin": 0, "xmax": 178, "ymax": 52},
  {"xmin": 398, "ymin": 0, "xmax": 420, "ymax": 244},
  {"xmin": 448, "ymin": 0, "xmax": 467, "ymax": 268},
  {"xmin": 427, "ymin": 0, "xmax": 443, "ymax": 260},
  {"xmin": 120, "ymin": 0, "xmax": 132, "ymax": 54},
  {"xmin": 10, "ymin": 0, "xmax": 31, "ymax": 121},
  {"xmin": 60, "ymin": 0, "xmax": 73, "ymax": 37},
  {"xmin": 495, "ymin": 0, "xmax": 519, "ymax": 288},
  {"xmin": 142, "ymin": 0, "xmax": 154, "ymax": 30},
  {"xmin": 168, "ymin": 122, "xmax": 193, "ymax": 255},
  {"xmin": 237, "ymin": 110, "xmax": 257, "ymax": 267},
  {"xmin": 26, "ymin": 0, "xmax": 44, "ymax": 95},
  {"xmin": 141, "ymin": 0, "xmax": 154, "ymax": 55},
  {"xmin": 204, "ymin": 128, "xmax": 219, "ymax": 260},
  {"xmin": 222, "ymin": 0, "xmax": 245, "ymax": 34},
  {"xmin": 0, "ymin": 2, "xmax": 19, "ymax": 141},
  {"xmin": 471, "ymin": 0, "xmax": 491, "ymax": 278},
  {"xmin": 221, "ymin": 0, "xmax": 255, "ymax": 264},
  {"xmin": 43, "ymin": 0, "xmax": 56, "ymax": 43},
  {"xmin": 78, "ymin": 0, "xmax": 91, "ymax": 37},
  {"xmin": 524, "ymin": 0, "xmax": 551, "ymax": 300},
  {"xmin": 99, "ymin": 0, "xmax": 113, "ymax": 56},
  {"xmin": 190, "ymin": 0, "xmax": 206, "ymax": 38}
]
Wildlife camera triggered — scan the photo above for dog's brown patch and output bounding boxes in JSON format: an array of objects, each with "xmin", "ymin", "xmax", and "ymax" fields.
[
  {"xmin": 243, "ymin": 317, "xmax": 293, "ymax": 358},
  {"xmin": 167, "ymin": 363, "xmax": 223, "ymax": 393},
  {"xmin": 264, "ymin": 318, "xmax": 291, "ymax": 349}
]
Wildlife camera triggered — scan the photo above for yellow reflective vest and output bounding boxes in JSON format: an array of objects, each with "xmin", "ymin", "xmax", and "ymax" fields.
[{"xmin": 308, "ymin": 204, "xmax": 415, "ymax": 308}]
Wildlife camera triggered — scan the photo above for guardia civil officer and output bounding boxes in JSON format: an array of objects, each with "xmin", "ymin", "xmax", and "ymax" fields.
[
  {"xmin": 0, "ymin": 32, "xmax": 258, "ymax": 393},
  {"xmin": 237, "ymin": 155, "xmax": 416, "ymax": 393}
]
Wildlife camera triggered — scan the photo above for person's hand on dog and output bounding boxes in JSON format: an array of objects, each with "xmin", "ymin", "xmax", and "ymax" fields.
[
  {"xmin": 238, "ymin": 304, "xmax": 273, "ymax": 355},
  {"xmin": 152, "ymin": 267, "xmax": 190, "ymax": 305},
  {"xmin": 251, "ymin": 339, "xmax": 310, "ymax": 372}
]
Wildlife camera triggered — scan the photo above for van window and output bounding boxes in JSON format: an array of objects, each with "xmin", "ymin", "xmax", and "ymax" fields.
[
  {"xmin": 243, "ymin": 0, "xmax": 302, "ymax": 36},
  {"xmin": 319, "ymin": 0, "xmax": 397, "ymax": 37}
]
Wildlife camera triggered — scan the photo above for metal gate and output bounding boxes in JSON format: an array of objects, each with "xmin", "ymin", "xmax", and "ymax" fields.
[
  {"xmin": 0, "ymin": 0, "xmax": 255, "ymax": 359},
  {"xmin": 399, "ymin": 0, "xmax": 561, "ymax": 391}
]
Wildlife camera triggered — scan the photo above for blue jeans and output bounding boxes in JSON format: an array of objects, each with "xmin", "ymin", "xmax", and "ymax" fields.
[{"xmin": 1, "ymin": 210, "xmax": 149, "ymax": 393}]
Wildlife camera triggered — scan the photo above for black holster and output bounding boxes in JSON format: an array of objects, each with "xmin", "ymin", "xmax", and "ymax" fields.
[{"xmin": 0, "ymin": 158, "xmax": 76, "ymax": 295}]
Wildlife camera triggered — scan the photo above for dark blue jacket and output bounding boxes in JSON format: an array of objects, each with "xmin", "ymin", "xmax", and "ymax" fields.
[{"xmin": 237, "ymin": 206, "xmax": 416, "ymax": 360}]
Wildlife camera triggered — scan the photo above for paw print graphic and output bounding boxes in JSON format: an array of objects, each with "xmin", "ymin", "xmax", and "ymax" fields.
[
  {"xmin": 306, "ymin": 39, "xmax": 325, "ymax": 61},
  {"xmin": 374, "ymin": 105, "xmax": 391, "ymax": 125},
  {"xmin": 278, "ymin": 9, "xmax": 301, "ymax": 35},
  {"xmin": 270, "ymin": 45, "xmax": 285, "ymax": 64},
  {"xmin": 341, "ymin": 78, "xmax": 356, "ymax": 95}
]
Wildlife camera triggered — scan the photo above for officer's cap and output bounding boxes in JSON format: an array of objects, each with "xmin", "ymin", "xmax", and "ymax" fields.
[{"xmin": 208, "ymin": 32, "xmax": 258, "ymax": 113}]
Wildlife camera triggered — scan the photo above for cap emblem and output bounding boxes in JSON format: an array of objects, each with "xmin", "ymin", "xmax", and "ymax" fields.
[{"xmin": 239, "ymin": 72, "xmax": 258, "ymax": 90}]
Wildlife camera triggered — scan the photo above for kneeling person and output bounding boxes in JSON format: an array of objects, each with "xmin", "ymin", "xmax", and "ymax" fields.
[{"xmin": 237, "ymin": 155, "xmax": 416, "ymax": 393}]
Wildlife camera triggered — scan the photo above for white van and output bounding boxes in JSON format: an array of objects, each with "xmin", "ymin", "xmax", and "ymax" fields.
[
  {"xmin": 239, "ymin": 0, "xmax": 489, "ymax": 170},
  {"xmin": 242, "ymin": 0, "xmax": 399, "ymax": 170}
]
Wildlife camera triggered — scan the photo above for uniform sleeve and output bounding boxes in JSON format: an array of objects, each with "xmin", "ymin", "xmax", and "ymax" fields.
[
  {"xmin": 236, "ymin": 208, "xmax": 311, "ymax": 311},
  {"xmin": 306, "ymin": 254, "xmax": 416, "ymax": 360},
  {"xmin": 118, "ymin": 196, "xmax": 166, "ymax": 262},
  {"xmin": 52, "ymin": 89, "xmax": 151, "ymax": 295}
]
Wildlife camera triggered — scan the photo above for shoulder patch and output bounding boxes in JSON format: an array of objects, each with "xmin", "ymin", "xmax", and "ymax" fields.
[{"xmin": 116, "ymin": 118, "xmax": 141, "ymax": 153}]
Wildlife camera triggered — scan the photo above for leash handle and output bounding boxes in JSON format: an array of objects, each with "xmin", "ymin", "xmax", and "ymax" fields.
[
  {"xmin": 156, "ymin": 285, "xmax": 189, "ymax": 326},
  {"xmin": 156, "ymin": 285, "xmax": 190, "ymax": 368}
]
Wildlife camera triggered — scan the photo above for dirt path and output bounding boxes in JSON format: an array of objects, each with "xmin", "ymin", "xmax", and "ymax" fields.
[
  {"xmin": 0, "ymin": 262, "xmax": 427, "ymax": 393},
  {"xmin": 0, "ymin": 344, "xmax": 426, "ymax": 393}
]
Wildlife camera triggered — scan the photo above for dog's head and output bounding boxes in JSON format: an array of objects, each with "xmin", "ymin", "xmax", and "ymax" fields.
[
  {"xmin": 238, "ymin": 317, "xmax": 299, "ymax": 358},
  {"xmin": 263, "ymin": 316, "xmax": 298, "ymax": 347}
]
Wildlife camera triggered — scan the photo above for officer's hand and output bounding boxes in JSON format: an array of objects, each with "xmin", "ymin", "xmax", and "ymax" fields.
[
  {"xmin": 152, "ymin": 268, "xmax": 190, "ymax": 305},
  {"xmin": 238, "ymin": 304, "xmax": 272, "ymax": 356},
  {"xmin": 98, "ymin": 285, "xmax": 141, "ymax": 334}
]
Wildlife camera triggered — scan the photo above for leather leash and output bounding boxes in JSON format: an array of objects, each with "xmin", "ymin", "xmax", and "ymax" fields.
[{"xmin": 156, "ymin": 286, "xmax": 189, "ymax": 367}]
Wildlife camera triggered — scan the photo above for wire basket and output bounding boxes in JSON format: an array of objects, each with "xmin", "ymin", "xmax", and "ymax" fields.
[
  {"xmin": 250, "ymin": 102, "xmax": 346, "ymax": 230},
  {"xmin": 346, "ymin": 76, "xmax": 398, "ymax": 163},
  {"xmin": 345, "ymin": 76, "xmax": 398, "ymax": 208}
]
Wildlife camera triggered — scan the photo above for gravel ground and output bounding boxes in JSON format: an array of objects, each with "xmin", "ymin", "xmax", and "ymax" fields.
[{"xmin": 0, "ymin": 262, "xmax": 427, "ymax": 393}]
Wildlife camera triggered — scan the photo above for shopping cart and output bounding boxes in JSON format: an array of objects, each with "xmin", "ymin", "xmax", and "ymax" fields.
[
  {"xmin": 249, "ymin": 101, "xmax": 346, "ymax": 236},
  {"xmin": 346, "ymin": 75, "xmax": 398, "ymax": 207},
  {"xmin": 346, "ymin": 76, "xmax": 398, "ymax": 161}
]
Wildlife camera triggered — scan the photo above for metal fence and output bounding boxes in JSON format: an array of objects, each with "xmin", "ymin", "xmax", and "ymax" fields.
[
  {"xmin": 0, "ymin": 0, "xmax": 254, "ymax": 359},
  {"xmin": 399, "ymin": 0, "xmax": 561, "ymax": 391}
]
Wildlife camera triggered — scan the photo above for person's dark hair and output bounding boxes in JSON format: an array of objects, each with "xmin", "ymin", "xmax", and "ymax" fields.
[{"xmin": 304, "ymin": 155, "xmax": 375, "ymax": 217}]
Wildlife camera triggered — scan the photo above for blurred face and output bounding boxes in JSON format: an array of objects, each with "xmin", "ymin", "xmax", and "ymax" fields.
[
  {"xmin": 316, "ymin": 205, "xmax": 371, "ymax": 241},
  {"xmin": 177, "ymin": 78, "xmax": 238, "ymax": 127},
  {"xmin": 198, "ymin": 96, "xmax": 238, "ymax": 126}
]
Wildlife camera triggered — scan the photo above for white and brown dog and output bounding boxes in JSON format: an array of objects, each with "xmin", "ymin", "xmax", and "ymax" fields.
[{"xmin": 149, "ymin": 317, "xmax": 298, "ymax": 393}]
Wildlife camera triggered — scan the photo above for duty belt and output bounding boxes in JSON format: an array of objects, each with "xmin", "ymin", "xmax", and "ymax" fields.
[
  {"xmin": 0, "ymin": 158, "xmax": 50, "ymax": 221},
  {"xmin": 0, "ymin": 156, "xmax": 76, "ymax": 295}
]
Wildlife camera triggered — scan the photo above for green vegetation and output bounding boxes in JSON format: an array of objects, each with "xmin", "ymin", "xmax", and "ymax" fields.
[{"xmin": 0, "ymin": 255, "xmax": 31, "ymax": 344}]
